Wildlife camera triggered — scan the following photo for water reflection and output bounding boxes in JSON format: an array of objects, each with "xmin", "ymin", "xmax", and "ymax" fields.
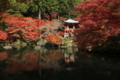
[
  {"xmin": 0, "ymin": 52, "xmax": 8, "ymax": 61},
  {"xmin": 0, "ymin": 51, "xmax": 39, "ymax": 74},
  {"xmin": 0, "ymin": 47, "xmax": 120, "ymax": 80},
  {"xmin": 0, "ymin": 47, "xmax": 77, "ymax": 74}
]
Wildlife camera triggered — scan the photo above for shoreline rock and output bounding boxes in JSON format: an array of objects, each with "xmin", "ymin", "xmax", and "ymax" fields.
[{"xmin": 3, "ymin": 46, "xmax": 12, "ymax": 49}]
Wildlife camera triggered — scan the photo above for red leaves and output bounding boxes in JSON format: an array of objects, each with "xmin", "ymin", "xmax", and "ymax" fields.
[
  {"xmin": 74, "ymin": 0, "xmax": 111, "ymax": 10},
  {"xmin": 0, "ymin": 13, "xmax": 54, "ymax": 41},
  {"xmin": 25, "ymin": 32, "xmax": 40, "ymax": 40},
  {"xmin": 74, "ymin": 0, "xmax": 98, "ymax": 10},
  {"xmin": 43, "ymin": 12, "xmax": 58, "ymax": 20},
  {"xmin": 74, "ymin": 0, "xmax": 120, "ymax": 47},
  {"xmin": 82, "ymin": 19, "xmax": 97, "ymax": 27},
  {"xmin": 0, "ymin": 30, "xmax": 8, "ymax": 40},
  {"xmin": 50, "ymin": 12, "xmax": 58, "ymax": 19}
]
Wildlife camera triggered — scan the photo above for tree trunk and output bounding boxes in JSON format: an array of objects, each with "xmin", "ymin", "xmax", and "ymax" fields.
[
  {"xmin": 48, "ymin": 12, "xmax": 52, "ymax": 21},
  {"xmin": 38, "ymin": 8, "xmax": 41, "ymax": 19}
]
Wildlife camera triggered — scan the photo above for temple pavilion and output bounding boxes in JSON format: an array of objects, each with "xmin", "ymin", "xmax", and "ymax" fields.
[{"xmin": 64, "ymin": 18, "xmax": 79, "ymax": 33}]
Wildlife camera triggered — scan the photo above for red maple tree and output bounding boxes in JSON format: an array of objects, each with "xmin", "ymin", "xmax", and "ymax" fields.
[
  {"xmin": 0, "ymin": 30, "xmax": 8, "ymax": 40},
  {"xmin": 0, "ymin": 13, "xmax": 54, "ymax": 42},
  {"xmin": 74, "ymin": 0, "xmax": 120, "ymax": 48},
  {"xmin": 43, "ymin": 12, "xmax": 58, "ymax": 20}
]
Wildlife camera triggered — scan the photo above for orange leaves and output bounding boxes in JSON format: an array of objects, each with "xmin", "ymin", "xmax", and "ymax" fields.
[
  {"xmin": 9, "ymin": 29, "xmax": 21, "ymax": 33},
  {"xmin": 24, "ymin": 32, "xmax": 40, "ymax": 40},
  {"xmin": 0, "ymin": 30, "xmax": 8, "ymax": 40},
  {"xmin": 0, "ymin": 13, "xmax": 55, "ymax": 41},
  {"xmin": 57, "ymin": 31, "xmax": 64, "ymax": 36},
  {"xmin": 44, "ymin": 33, "xmax": 63, "ymax": 44},
  {"xmin": 11, "ymin": 34, "xmax": 20, "ymax": 37},
  {"xmin": 59, "ymin": 17, "xmax": 66, "ymax": 21},
  {"xmin": 20, "ymin": 17, "xmax": 32, "ymax": 21}
]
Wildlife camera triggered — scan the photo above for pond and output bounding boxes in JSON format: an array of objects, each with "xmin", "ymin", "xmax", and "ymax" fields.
[{"xmin": 0, "ymin": 47, "xmax": 120, "ymax": 80}]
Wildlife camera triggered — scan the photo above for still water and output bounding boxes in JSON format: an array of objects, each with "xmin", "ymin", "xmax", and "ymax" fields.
[{"xmin": 0, "ymin": 47, "xmax": 120, "ymax": 80}]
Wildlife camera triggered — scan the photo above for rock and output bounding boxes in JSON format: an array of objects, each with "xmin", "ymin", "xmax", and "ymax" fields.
[
  {"xmin": 34, "ymin": 46, "xmax": 41, "ymax": 50},
  {"xmin": 3, "ymin": 46, "xmax": 12, "ymax": 49}
]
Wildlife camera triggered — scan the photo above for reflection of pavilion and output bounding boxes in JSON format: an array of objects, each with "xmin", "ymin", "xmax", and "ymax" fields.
[{"xmin": 64, "ymin": 53, "xmax": 75, "ymax": 63}]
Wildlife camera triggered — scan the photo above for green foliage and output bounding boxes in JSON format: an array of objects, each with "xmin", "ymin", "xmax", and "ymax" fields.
[
  {"xmin": 11, "ymin": 13, "xmax": 23, "ymax": 17},
  {"xmin": 28, "ymin": 2, "xmax": 38, "ymax": 13},
  {"xmin": 58, "ymin": 0, "xmax": 83, "ymax": 18},
  {"xmin": 38, "ymin": 0, "xmax": 59, "ymax": 15},
  {"xmin": 7, "ymin": 0, "xmax": 28, "ymax": 14},
  {"xmin": 62, "ymin": 37, "xmax": 74, "ymax": 47},
  {"xmin": 0, "ymin": 0, "xmax": 10, "ymax": 13},
  {"xmin": 68, "ymin": 0, "xmax": 83, "ymax": 7},
  {"xmin": 5, "ymin": 0, "xmax": 83, "ymax": 18},
  {"xmin": 57, "ymin": 0, "xmax": 69, "ymax": 13}
]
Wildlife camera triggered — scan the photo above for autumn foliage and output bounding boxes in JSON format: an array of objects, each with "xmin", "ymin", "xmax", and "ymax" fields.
[
  {"xmin": 0, "ymin": 30, "xmax": 8, "ymax": 40},
  {"xmin": 74, "ymin": 0, "xmax": 120, "ymax": 48},
  {"xmin": 0, "ymin": 13, "xmax": 54, "ymax": 42},
  {"xmin": 44, "ymin": 33, "xmax": 63, "ymax": 44},
  {"xmin": 43, "ymin": 12, "xmax": 58, "ymax": 20}
]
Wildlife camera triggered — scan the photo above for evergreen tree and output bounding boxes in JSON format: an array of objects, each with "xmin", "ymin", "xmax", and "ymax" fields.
[
  {"xmin": 0, "ymin": 0, "xmax": 10, "ymax": 13},
  {"xmin": 6, "ymin": 0, "xmax": 83, "ymax": 19}
]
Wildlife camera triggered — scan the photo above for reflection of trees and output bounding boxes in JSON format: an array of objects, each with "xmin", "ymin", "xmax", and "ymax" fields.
[
  {"xmin": 4, "ymin": 51, "xmax": 39, "ymax": 73},
  {"xmin": 39, "ymin": 47, "xmax": 78, "ymax": 66},
  {"xmin": 0, "ymin": 52, "xmax": 8, "ymax": 61},
  {"xmin": 0, "ymin": 48, "xmax": 93, "ymax": 74},
  {"xmin": 0, "ymin": 47, "xmax": 120, "ymax": 80},
  {"xmin": 62, "ymin": 48, "xmax": 77, "ymax": 54},
  {"xmin": 0, "ymin": 48, "xmax": 64, "ymax": 74},
  {"xmin": 39, "ymin": 49, "xmax": 64, "ymax": 69}
]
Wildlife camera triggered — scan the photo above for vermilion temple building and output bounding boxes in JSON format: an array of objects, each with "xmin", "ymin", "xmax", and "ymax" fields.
[{"xmin": 64, "ymin": 18, "xmax": 79, "ymax": 33}]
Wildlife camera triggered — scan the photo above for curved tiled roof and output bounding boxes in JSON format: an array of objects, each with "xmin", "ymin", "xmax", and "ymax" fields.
[{"xmin": 64, "ymin": 19, "xmax": 79, "ymax": 23}]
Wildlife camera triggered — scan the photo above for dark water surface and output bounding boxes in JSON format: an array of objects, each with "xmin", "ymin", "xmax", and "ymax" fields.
[{"xmin": 0, "ymin": 47, "xmax": 120, "ymax": 80}]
